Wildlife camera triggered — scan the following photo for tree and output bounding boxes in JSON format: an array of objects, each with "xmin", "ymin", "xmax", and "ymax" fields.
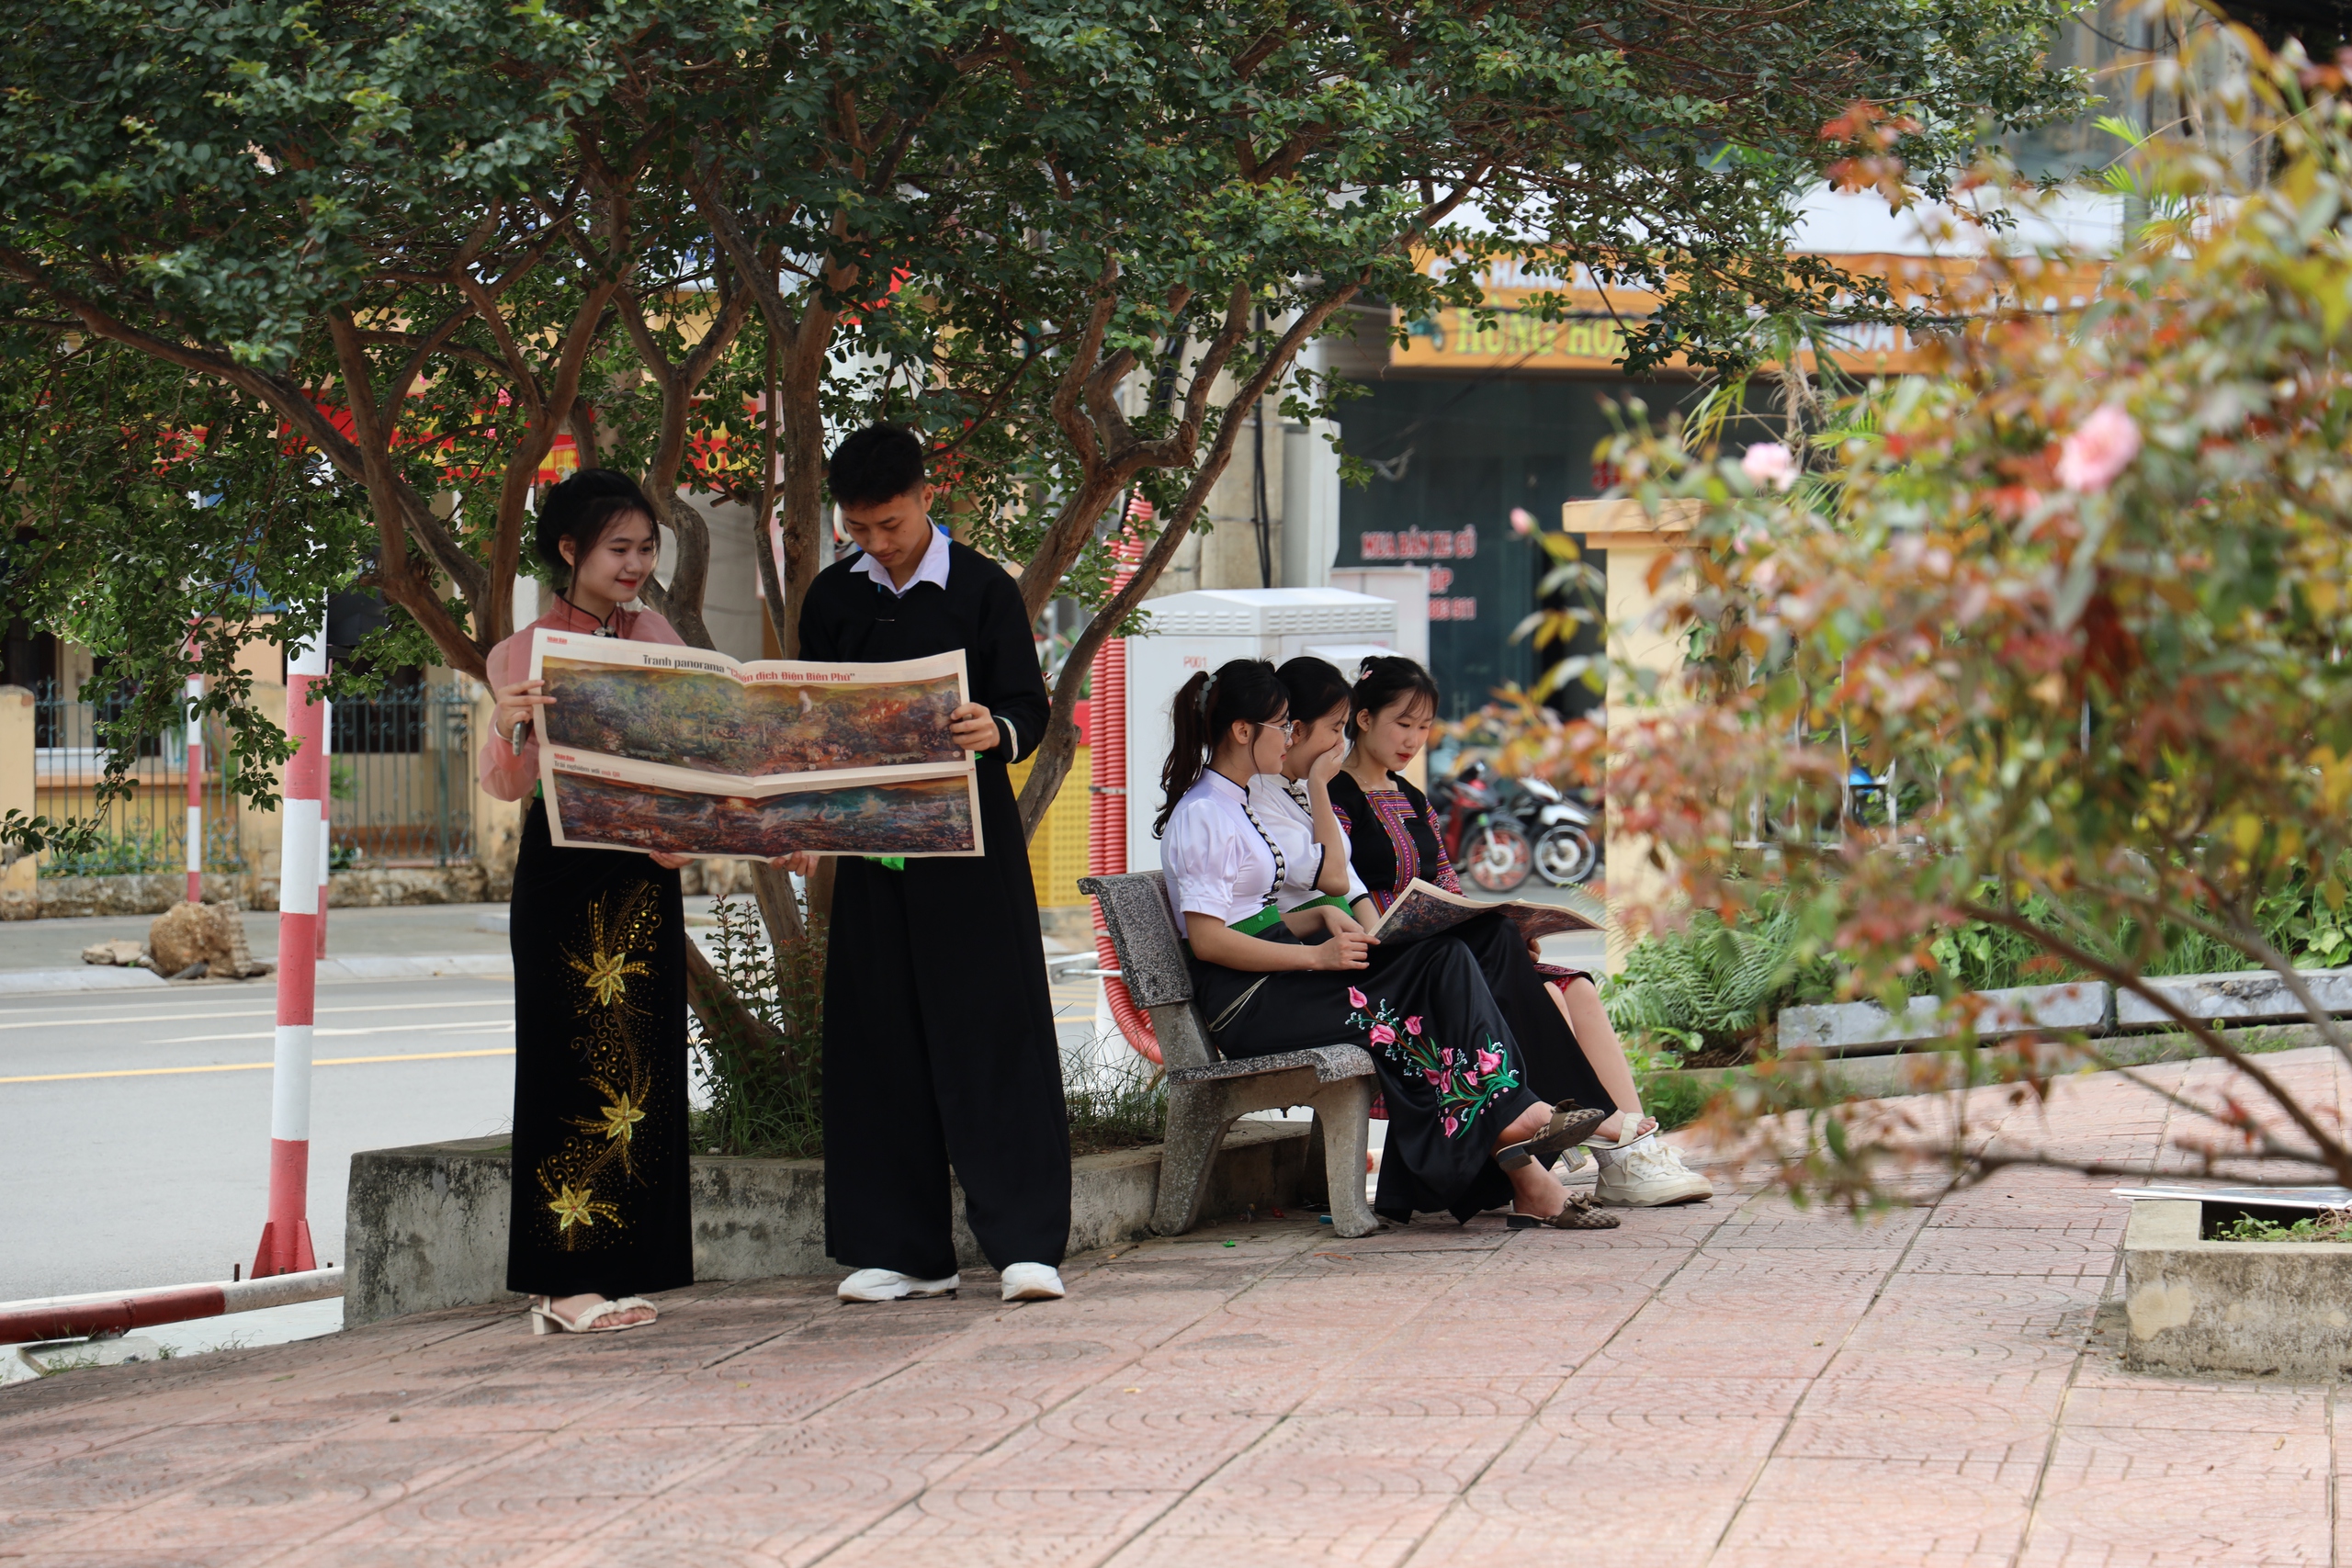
[
  {"xmin": 0, "ymin": 0, "xmax": 667, "ymax": 689},
  {"xmin": 1591, "ymin": 26, "xmax": 2352, "ymax": 1199},
  {"xmin": 3, "ymin": 0, "xmax": 2082, "ymax": 841},
  {"xmin": 897, "ymin": 0, "xmax": 2087, "ymax": 831}
]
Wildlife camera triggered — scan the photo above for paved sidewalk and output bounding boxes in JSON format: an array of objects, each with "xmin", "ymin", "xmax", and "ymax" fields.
[{"xmin": 3, "ymin": 1050, "xmax": 2345, "ymax": 1565}]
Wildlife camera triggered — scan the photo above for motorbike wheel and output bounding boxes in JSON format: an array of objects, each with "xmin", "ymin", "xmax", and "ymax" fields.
[
  {"xmin": 1533, "ymin": 824, "xmax": 1599, "ymax": 887},
  {"xmin": 1464, "ymin": 820, "xmax": 1533, "ymax": 893}
]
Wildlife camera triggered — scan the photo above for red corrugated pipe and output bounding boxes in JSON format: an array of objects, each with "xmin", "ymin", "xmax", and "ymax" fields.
[{"xmin": 1091, "ymin": 512, "xmax": 1159, "ymax": 1062}]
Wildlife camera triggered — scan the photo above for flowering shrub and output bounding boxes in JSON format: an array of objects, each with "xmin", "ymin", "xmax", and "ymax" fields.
[{"xmin": 1597, "ymin": 35, "xmax": 2352, "ymax": 1200}]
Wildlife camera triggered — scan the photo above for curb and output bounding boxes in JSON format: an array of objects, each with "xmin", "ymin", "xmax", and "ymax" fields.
[{"xmin": 0, "ymin": 954, "xmax": 515, "ymax": 998}]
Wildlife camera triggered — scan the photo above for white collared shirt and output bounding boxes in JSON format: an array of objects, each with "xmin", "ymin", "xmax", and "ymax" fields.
[
  {"xmin": 851, "ymin": 523, "xmax": 952, "ymax": 598},
  {"xmin": 1248, "ymin": 774, "xmax": 1368, "ymax": 909},
  {"xmin": 1159, "ymin": 772, "xmax": 1285, "ymax": 937}
]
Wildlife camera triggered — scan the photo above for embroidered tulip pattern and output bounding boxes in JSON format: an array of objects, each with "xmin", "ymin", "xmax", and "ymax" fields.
[{"xmin": 1343, "ymin": 993, "xmax": 1519, "ymax": 1139}]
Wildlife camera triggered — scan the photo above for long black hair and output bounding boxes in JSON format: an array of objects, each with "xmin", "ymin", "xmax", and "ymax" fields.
[
  {"xmin": 1275, "ymin": 655, "xmax": 1353, "ymax": 730},
  {"xmin": 536, "ymin": 468, "xmax": 656, "ymax": 584},
  {"xmin": 1348, "ymin": 654, "xmax": 1441, "ymax": 740},
  {"xmin": 1154, "ymin": 658, "xmax": 1289, "ymax": 837}
]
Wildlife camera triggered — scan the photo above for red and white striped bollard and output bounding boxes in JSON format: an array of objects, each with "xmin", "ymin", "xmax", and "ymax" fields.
[
  {"xmin": 184, "ymin": 663, "xmax": 204, "ymax": 906},
  {"xmin": 254, "ymin": 610, "xmax": 326, "ymax": 1278}
]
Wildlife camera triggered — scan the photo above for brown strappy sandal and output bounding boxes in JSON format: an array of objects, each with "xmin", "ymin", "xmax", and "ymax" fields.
[
  {"xmin": 1507, "ymin": 1191, "xmax": 1621, "ymax": 1231},
  {"xmin": 1495, "ymin": 1105, "xmax": 1610, "ymax": 1171}
]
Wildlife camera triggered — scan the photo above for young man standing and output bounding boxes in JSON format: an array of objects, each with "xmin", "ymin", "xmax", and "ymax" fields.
[{"xmin": 795, "ymin": 424, "xmax": 1070, "ymax": 1303}]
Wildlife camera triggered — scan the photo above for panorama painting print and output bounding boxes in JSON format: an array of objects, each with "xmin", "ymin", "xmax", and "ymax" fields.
[
  {"xmin": 538, "ymin": 656, "xmax": 964, "ymax": 777},
  {"xmin": 549, "ymin": 769, "xmax": 982, "ymax": 858}
]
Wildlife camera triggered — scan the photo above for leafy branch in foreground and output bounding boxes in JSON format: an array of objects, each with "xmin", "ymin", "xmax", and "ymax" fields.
[{"xmin": 1596, "ymin": 17, "xmax": 2352, "ymax": 1202}]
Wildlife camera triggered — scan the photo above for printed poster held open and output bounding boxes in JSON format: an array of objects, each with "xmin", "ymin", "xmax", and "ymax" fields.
[{"xmin": 527, "ymin": 629, "xmax": 985, "ymax": 859}]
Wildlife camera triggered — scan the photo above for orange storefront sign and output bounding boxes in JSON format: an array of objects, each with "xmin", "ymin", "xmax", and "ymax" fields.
[{"xmin": 1392, "ymin": 252, "xmax": 2109, "ymax": 376}]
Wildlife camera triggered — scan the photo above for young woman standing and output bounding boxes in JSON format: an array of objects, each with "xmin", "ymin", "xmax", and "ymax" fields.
[
  {"xmin": 480, "ymin": 469, "xmax": 698, "ymax": 1334},
  {"xmin": 1158, "ymin": 659, "xmax": 1614, "ymax": 1230},
  {"xmin": 1328, "ymin": 656, "xmax": 1712, "ymax": 1208}
]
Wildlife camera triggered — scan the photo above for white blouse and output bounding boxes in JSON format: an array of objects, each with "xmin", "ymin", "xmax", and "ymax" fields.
[
  {"xmin": 1159, "ymin": 772, "xmax": 1288, "ymax": 937},
  {"xmin": 1248, "ymin": 774, "xmax": 1368, "ymax": 910}
]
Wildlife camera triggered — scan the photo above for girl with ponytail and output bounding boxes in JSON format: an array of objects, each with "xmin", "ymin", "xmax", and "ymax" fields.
[{"xmin": 1155, "ymin": 660, "xmax": 1616, "ymax": 1230}]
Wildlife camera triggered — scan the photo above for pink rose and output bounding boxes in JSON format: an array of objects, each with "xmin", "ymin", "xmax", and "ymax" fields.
[
  {"xmin": 1404, "ymin": 1016, "xmax": 1423, "ymax": 1036},
  {"xmin": 1741, "ymin": 442, "xmax": 1797, "ymax": 492},
  {"xmin": 2056, "ymin": 403, "xmax": 2141, "ymax": 492},
  {"xmin": 1347, "ymin": 987, "xmax": 1368, "ymax": 1009},
  {"xmin": 1476, "ymin": 1048, "xmax": 1502, "ymax": 1076},
  {"xmin": 1442, "ymin": 1114, "xmax": 1460, "ymax": 1137},
  {"xmin": 1509, "ymin": 507, "xmax": 1536, "ymax": 535},
  {"xmin": 1368, "ymin": 1022, "xmax": 1396, "ymax": 1046}
]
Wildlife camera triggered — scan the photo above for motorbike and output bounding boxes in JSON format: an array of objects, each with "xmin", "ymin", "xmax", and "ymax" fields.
[
  {"xmin": 1511, "ymin": 775, "xmax": 1600, "ymax": 887},
  {"xmin": 1430, "ymin": 760, "xmax": 1533, "ymax": 894}
]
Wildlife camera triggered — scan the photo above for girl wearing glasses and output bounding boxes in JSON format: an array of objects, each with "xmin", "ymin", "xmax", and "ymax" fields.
[{"xmin": 1155, "ymin": 659, "xmax": 1615, "ymax": 1230}]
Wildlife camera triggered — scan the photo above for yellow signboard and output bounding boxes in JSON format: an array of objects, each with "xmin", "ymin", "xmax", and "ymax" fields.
[{"xmin": 1392, "ymin": 253, "xmax": 2106, "ymax": 376}]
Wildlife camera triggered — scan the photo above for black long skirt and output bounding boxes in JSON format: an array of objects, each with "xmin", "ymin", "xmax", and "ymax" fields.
[
  {"xmin": 1447, "ymin": 912, "xmax": 1622, "ymax": 1117},
  {"xmin": 1188, "ymin": 929, "xmax": 1540, "ymax": 1223},
  {"xmin": 505, "ymin": 798, "xmax": 693, "ymax": 1299}
]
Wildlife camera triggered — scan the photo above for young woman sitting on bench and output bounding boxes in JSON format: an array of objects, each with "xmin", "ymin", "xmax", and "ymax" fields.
[{"xmin": 1155, "ymin": 658, "xmax": 1616, "ymax": 1230}]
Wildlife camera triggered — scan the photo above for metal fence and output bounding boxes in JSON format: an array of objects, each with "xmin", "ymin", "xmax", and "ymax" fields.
[
  {"xmin": 31, "ymin": 681, "xmax": 244, "ymax": 877},
  {"xmin": 329, "ymin": 681, "xmax": 475, "ymax": 868},
  {"xmin": 31, "ymin": 677, "xmax": 476, "ymax": 875}
]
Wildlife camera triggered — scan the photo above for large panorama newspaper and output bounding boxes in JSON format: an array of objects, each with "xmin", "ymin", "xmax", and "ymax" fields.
[{"xmin": 527, "ymin": 629, "xmax": 984, "ymax": 859}]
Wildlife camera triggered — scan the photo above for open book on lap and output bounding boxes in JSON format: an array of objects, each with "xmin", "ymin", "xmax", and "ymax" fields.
[{"xmin": 1367, "ymin": 877, "xmax": 1603, "ymax": 948}]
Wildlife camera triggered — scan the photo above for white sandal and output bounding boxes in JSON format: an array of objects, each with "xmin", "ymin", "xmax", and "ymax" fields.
[{"xmin": 528, "ymin": 1294, "xmax": 657, "ymax": 1335}]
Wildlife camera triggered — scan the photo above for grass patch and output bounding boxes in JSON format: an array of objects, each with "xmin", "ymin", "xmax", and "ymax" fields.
[
  {"xmin": 1061, "ymin": 1028, "xmax": 1169, "ymax": 1156},
  {"xmin": 2212, "ymin": 1212, "xmax": 2352, "ymax": 1244}
]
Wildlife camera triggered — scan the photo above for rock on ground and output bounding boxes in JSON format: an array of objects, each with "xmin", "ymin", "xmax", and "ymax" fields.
[
  {"xmin": 146, "ymin": 900, "xmax": 266, "ymax": 978},
  {"xmin": 78, "ymin": 938, "xmax": 146, "ymax": 967}
]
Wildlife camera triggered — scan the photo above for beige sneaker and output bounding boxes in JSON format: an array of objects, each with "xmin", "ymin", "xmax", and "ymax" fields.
[{"xmin": 1593, "ymin": 1127, "xmax": 1713, "ymax": 1206}]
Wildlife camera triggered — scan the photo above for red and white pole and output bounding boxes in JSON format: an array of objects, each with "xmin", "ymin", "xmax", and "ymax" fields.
[
  {"xmin": 254, "ymin": 608, "xmax": 325, "ymax": 1278},
  {"xmin": 184, "ymin": 659, "xmax": 204, "ymax": 907},
  {"xmin": 314, "ymin": 695, "xmax": 331, "ymax": 959}
]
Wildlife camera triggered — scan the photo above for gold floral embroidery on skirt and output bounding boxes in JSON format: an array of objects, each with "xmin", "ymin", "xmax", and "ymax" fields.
[{"xmin": 535, "ymin": 884, "xmax": 662, "ymax": 1250}]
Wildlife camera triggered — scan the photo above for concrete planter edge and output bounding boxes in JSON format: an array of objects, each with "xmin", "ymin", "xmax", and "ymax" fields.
[{"xmin": 345, "ymin": 1119, "xmax": 1313, "ymax": 1326}]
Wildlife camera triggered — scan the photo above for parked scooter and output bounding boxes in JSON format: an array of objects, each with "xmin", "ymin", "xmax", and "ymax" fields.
[
  {"xmin": 1512, "ymin": 775, "xmax": 1600, "ymax": 887},
  {"xmin": 1430, "ymin": 760, "xmax": 1533, "ymax": 893}
]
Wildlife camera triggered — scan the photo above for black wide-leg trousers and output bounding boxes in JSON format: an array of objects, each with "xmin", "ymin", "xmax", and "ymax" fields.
[
  {"xmin": 506, "ymin": 799, "xmax": 693, "ymax": 1300},
  {"xmin": 821, "ymin": 854, "xmax": 1071, "ymax": 1280}
]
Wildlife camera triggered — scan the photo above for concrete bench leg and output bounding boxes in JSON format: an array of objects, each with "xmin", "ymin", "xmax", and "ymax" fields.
[
  {"xmin": 1306, "ymin": 1078, "xmax": 1378, "ymax": 1238},
  {"xmin": 1150, "ymin": 1082, "xmax": 1236, "ymax": 1237}
]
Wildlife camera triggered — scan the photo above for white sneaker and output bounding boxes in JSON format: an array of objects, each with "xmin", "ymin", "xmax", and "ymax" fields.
[
  {"xmin": 1593, "ymin": 1128, "xmax": 1714, "ymax": 1206},
  {"xmin": 1000, "ymin": 1263, "xmax": 1066, "ymax": 1302},
  {"xmin": 837, "ymin": 1268, "xmax": 959, "ymax": 1303}
]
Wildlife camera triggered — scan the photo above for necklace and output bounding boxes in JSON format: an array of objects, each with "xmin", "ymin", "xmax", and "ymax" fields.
[{"xmin": 562, "ymin": 592, "xmax": 620, "ymax": 637}]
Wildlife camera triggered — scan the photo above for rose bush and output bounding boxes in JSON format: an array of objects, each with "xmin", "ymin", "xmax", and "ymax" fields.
[{"xmin": 1595, "ymin": 31, "xmax": 2352, "ymax": 1201}]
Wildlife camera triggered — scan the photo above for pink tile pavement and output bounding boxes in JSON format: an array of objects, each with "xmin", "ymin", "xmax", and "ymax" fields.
[{"xmin": 7, "ymin": 1048, "xmax": 2352, "ymax": 1565}]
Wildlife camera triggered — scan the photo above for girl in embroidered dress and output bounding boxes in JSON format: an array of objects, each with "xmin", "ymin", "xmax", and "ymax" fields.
[
  {"xmin": 1329, "ymin": 656, "xmax": 1713, "ymax": 1208},
  {"xmin": 1158, "ymin": 659, "xmax": 1615, "ymax": 1229},
  {"xmin": 480, "ymin": 470, "xmax": 697, "ymax": 1334}
]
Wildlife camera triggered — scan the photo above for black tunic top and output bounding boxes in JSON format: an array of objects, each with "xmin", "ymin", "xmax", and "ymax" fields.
[{"xmin": 1327, "ymin": 771, "xmax": 1459, "ymax": 913}]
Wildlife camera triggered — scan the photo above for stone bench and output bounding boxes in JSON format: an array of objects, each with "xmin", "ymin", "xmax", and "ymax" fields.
[{"xmin": 1080, "ymin": 871, "xmax": 1381, "ymax": 1239}]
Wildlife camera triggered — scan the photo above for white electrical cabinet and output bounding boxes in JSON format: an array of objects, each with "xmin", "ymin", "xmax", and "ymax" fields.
[{"xmin": 1123, "ymin": 588, "xmax": 1398, "ymax": 872}]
